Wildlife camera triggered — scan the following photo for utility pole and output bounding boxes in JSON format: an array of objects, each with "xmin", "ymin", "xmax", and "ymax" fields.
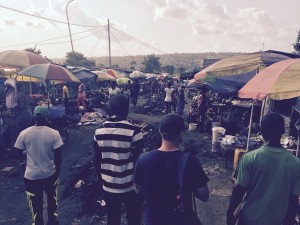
[
  {"xmin": 107, "ymin": 19, "xmax": 112, "ymax": 68},
  {"xmin": 66, "ymin": 0, "xmax": 75, "ymax": 54},
  {"xmin": 262, "ymin": 42, "xmax": 265, "ymax": 51}
]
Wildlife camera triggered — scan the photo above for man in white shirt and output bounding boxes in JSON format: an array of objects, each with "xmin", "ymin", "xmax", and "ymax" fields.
[{"xmin": 14, "ymin": 106, "xmax": 64, "ymax": 225}]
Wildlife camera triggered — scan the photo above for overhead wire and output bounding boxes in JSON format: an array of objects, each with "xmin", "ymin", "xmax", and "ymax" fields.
[
  {"xmin": 0, "ymin": 4, "xmax": 105, "ymax": 28},
  {"xmin": 0, "ymin": 26, "xmax": 105, "ymax": 49},
  {"xmin": 89, "ymin": 29, "xmax": 105, "ymax": 56},
  {"xmin": 37, "ymin": 28, "xmax": 103, "ymax": 46},
  {"xmin": 110, "ymin": 30, "xmax": 139, "ymax": 63}
]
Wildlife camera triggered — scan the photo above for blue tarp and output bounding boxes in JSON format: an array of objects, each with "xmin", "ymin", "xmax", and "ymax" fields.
[{"xmin": 73, "ymin": 70, "xmax": 97, "ymax": 82}]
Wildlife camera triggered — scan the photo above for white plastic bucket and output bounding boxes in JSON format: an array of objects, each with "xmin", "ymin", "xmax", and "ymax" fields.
[
  {"xmin": 212, "ymin": 127, "xmax": 226, "ymax": 143},
  {"xmin": 189, "ymin": 123, "xmax": 197, "ymax": 131}
]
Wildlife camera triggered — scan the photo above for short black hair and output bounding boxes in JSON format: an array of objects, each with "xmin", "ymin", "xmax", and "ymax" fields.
[
  {"xmin": 159, "ymin": 113, "xmax": 185, "ymax": 141},
  {"xmin": 108, "ymin": 94, "xmax": 129, "ymax": 118},
  {"xmin": 261, "ymin": 112, "xmax": 285, "ymax": 139}
]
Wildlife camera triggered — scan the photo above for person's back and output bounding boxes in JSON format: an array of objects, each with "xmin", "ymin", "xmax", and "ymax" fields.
[
  {"xmin": 94, "ymin": 94, "xmax": 144, "ymax": 225},
  {"xmin": 227, "ymin": 112, "xmax": 300, "ymax": 225},
  {"xmin": 237, "ymin": 146, "xmax": 300, "ymax": 225},
  {"xmin": 134, "ymin": 114, "xmax": 209, "ymax": 225}
]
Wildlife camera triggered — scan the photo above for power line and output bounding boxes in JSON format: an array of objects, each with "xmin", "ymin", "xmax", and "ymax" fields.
[
  {"xmin": 110, "ymin": 30, "xmax": 139, "ymax": 63},
  {"xmin": 37, "ymin": 29, "xmax": 102, "ymax": 46},
  {"xmin": 0, "ymin": 26, "xmax": 104, "ymax": 49},
  {"xmin": 89, "ymin": 29, "xmax": 105, "ymax": 56},
  {"xmin": 111, "ymin": 27, "xmax": 201, "ymax": 62},
  {"xmin": 0, "ymin": 4, "xmax": 106, "ymax": 28}
]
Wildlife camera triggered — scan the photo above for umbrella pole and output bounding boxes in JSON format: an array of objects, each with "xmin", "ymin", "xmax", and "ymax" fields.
[
  {"xmin": 259, "ymin": 99, "xmax": 265, "ymax": 126},
  {"xmin": 246, "ymin": 101, "xmax": 254, "ymax": 151}
]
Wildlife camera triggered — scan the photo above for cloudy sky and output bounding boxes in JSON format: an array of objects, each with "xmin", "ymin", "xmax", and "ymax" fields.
[{"xmin": 0, "ymin": 0, "xmax": 300, "ymax": 59}]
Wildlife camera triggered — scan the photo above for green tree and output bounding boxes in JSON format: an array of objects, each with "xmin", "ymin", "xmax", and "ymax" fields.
[
  {"xmin": 177, "ymin": 65, "xmax": 186, "ymax": 74},
  {"xmin": 65, "ymin": 52, "xmax": 96, "ymax": 67},
  {"xmin": 162, "ymin": 65, "xmax": 175, "ymax": 75},
  {"xmin": 293, "ymin": 29, "xmax": 300, "ymax": 53},
  {"xmin": 130, "ymin": 60, "xmax": 137, "ymax": 70},
  {"xmin": 25, "ymin": 46, "xmax": 41, "ymax": 55},
  {"xmin": 141, "ymin": 54, "xmax": 162, "ymax": 73}
]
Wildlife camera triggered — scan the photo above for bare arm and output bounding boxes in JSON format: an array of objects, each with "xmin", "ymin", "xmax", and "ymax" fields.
[
  {"xmin": 227, "ymin": 184, "xmax": 246, "ymax": 225},
  {"xmin": 194, "ymin": 184, "xmax": 209, "ymax": 202}
]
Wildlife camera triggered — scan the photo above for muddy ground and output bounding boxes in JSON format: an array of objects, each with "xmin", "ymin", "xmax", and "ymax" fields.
[{"xmin": 0, "ymin": 97, "xmax": 235, "ymax": 225}]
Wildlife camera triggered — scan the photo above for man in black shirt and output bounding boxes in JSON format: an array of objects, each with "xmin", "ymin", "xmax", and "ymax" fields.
[{"xmin": 134, "ymin": 113, "xmax": 209, "ymax": 225}]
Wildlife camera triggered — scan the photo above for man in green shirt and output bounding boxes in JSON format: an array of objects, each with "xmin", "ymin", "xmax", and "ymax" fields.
[{"xmin": 227, "ymin": 112, "xmax": 300, "ymax": 225}]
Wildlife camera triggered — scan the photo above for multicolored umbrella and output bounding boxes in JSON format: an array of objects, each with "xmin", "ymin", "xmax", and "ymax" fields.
[
  {"xmin": 93, "ymin": 70, "xmax": 116, "ymax": 81},
  {"xmin": 116, "ymin": 77, "xmax": 132, "ymax": 85},
  {"xmin": 238, "ymin": 58, "xmax": 300, "ymax": 100},
  {"xmin": 0, "ymin": 50, "xmax": 48, "ymax": 69},
  {"xmin": 99, "ymin": 69, "xmax": 124, "ymax": 79},
  {"xmin": 129, "ymin": 70, "xmax": 146, "ymax": 78},
  {"xmin": 18, "ymin": 63, "xmax": 80, "ymax": 82},
  {"xmin": 194, "ymin": 51, "xmax": 296, "ymax": 82}
]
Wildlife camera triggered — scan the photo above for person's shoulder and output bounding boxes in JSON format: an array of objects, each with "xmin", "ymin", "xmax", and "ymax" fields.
[{"xmin": 138, "ymin": 150, "xmax": 157, "ymax": 162}]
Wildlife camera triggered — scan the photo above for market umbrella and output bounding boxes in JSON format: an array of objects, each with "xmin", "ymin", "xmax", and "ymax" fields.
[
  {"xmin": 194, "ymin": 50, "xmax": 298, "ymax": 82},
  {"xmin": 0, "ymin": 50, "xmax": 48, "ymax": 69},
  {"xmin": 116, "ymin": 77, "xmax": 132, "ymax": 85},
  {"xmin": 98, "ymin": 69, "xmax": 124, "ymax": 79},
  {"xmin": 18, "ymin": 63, "xmax": 80, "ymax": 82},
  {"xmin": 129, "ymin": 70, "xmax": 146, "ymax": 79},
  {"xmin": 238, "ymin": 58, "xmax": 300, "ymax": 151},
  {"xmin": 94, "ymin": 71, "xmax": 116, "ymax": 81},
  {"xmin": 238, "ymin": 58, "xmax": 300, "ymax": 101}
]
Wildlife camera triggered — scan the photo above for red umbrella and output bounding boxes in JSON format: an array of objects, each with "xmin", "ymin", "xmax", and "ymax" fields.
[{"xmin": 0, "ymin": 50, "xmax": 48, "ymax": 69}]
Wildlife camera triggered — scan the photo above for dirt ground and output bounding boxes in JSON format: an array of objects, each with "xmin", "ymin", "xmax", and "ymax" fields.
[{"xmin": 0, "ymin": 96, "xmax": 235, "ymax": 225}]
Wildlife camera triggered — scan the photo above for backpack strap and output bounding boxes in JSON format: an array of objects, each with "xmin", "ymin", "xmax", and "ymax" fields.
[{"xmin": 178, "ymin": 151, "xmax": 191, "ymax": 193}]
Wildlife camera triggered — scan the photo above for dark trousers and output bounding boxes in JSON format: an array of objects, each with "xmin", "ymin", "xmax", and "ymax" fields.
[
  {"xmin": 165, "ymin": 102, "xmax": 172, "ymax": 114},
  {"xmin": 24, "ymin": 172, "xmax": 59, "ymax": 225},
  {"xmin": 63, "ymin": 98, "xmax": 69, "ymax": 111},
  {"xmin": 131, "ymin": 94, "xmax": 138, "ymax": 106},
  {"xmin": 104, "ymin": 190, "xmax": 142, "ymax": 225},
  {"xmin": 176, "ymin": 102, "xmax": 184, "ymax": 117}
]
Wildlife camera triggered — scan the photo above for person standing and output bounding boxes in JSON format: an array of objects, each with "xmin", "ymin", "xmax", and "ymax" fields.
[
  {"xmin": 94, "ymin": 94, "xmax": 144, "ymax": 225},
  {"xmin": 108, "ymin": 82, "xmax": 121, "ymax": 101},
  {"xmin": 14, "ymin": 106, "xmax": 63, "ymax": 225},
  {"xmin": 5, "ymin": 82, "xmax": 33, "ymax": 149},
  {"xmin": 62, "ymin": 82, "xmax": 70, "ymax": 111},
  {"xmin": 176, "ymin": 84, "xmax": 186, "ymax": 117},
  {"xmin": 134, "ymin": 113, "xmax": 209, "ymax": 225},
  {"xmin": 77, "ymin": 82, "xmax": 86, "ymax": 112},
  {"xmin": 227, "ymin": 112, "xmax": 300, "ymax": 225},
  {"xmin": 164, "ymin": 82, "xmax": 174, "ymax": 114},
  {"xmin": 131, "ymin": 80, "xmax": 140, "ymax": 106}
]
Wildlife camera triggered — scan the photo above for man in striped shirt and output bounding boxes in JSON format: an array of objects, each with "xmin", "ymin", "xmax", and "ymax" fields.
[{"xmin": 94, "ymin": 94, "xmax": 144, "ymax": 225}]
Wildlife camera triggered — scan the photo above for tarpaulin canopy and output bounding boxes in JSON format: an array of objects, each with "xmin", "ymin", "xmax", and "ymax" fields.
[
  {"xmin": 238, "ymin": 58, "xmax": 300, "ymax": 100},
  {"xmin": 194, "ymin": 50, "xmax": 300, "ymax": 82},
  {"xmin": 73, "ymin": 69, "xmax": 97, "ymax": 82}
]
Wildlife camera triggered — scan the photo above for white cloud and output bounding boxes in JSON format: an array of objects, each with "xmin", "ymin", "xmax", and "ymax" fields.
[
  {"xmin": 146, "ymin": 0, "xmax": 297, "ymax": 52},
  {"xmin": 4, "ymin": 19, "xmax": 17, "ymax": 26}
]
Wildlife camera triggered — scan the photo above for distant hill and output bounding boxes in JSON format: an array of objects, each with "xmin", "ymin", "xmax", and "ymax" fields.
[{"xmin": 51, "ymin": 52, "xmax": 241, "ymax": 71}]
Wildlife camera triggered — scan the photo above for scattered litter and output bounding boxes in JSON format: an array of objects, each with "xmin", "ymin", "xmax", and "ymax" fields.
[
  {"xmin": 97, "ymin": 200, "xmax": 106, "ymax": 206},
  {"xmin": 72, "ymin": 218, "xmax": 81, "ymax": 225},
  {"xmin": 74, "ymin": 180, "xmax": 85, "ymax": 189},
  {"xmin": 71, "ymin": 164, "xmax": 82, "ymax": 168},
  {"xmin": 1, "ymin": 167, "xmax": 14, "ymax": 172},
  {"xmin": 90, "ymin": 216, "xmax": 100, "ymax": 224}
]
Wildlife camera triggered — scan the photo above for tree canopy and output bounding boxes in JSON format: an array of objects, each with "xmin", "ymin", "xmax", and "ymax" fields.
[
  {"xmin": 65, "ymin": 52, "xmax": 96, "ymax": 67},
  {"xmin": 141, "ymin": 54, "xmax": 162, "ymax": 73}
]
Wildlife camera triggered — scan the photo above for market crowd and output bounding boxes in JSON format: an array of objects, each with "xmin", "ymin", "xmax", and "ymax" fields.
[{"xmin": 1, "ymin": 76, "xmax": 300, "ymax": 225}]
